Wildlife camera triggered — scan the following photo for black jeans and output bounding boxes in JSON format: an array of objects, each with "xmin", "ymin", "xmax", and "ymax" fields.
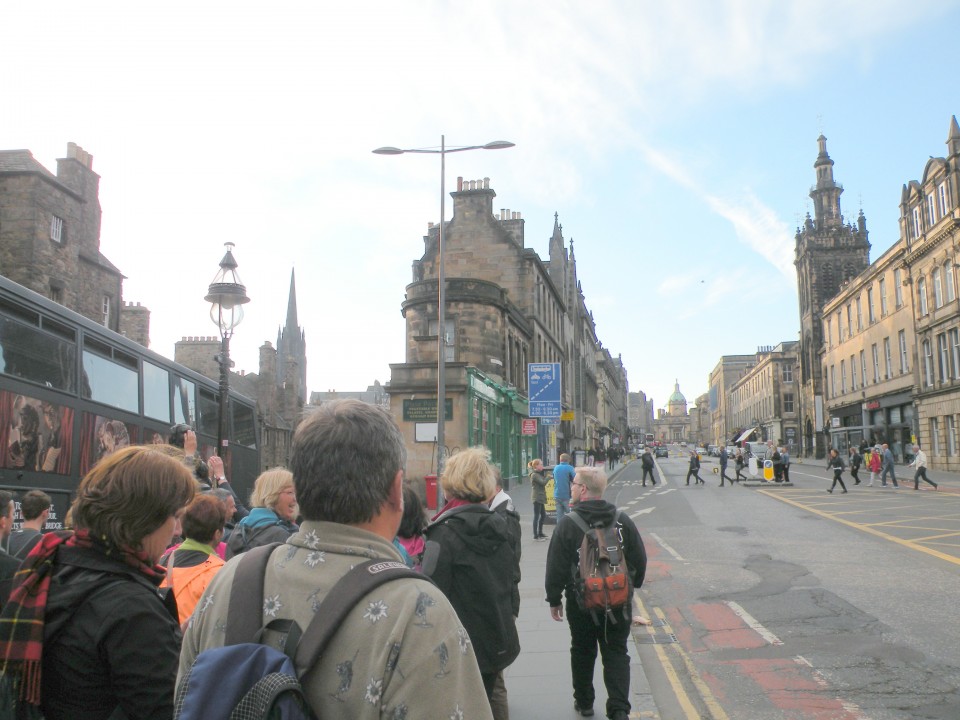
[
  {"xmin": 533, "ymin": 501, "xmax": 546, "ymax": 538},
  {"xmin": 915, "ymin": 467, "xmax": 936, "ymax": 488},
  {"xmin": 565, "ymin": 596, "xmax": 631, "ymax": 717},
  {"xmin": 642, "ymin": 466, "xmax": 656, "ymax": 484}
]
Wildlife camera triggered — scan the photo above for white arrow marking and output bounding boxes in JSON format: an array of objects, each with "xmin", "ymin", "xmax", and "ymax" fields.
[{"xmin": 629, "ymin": 507, "xmax": 655, "ymax": 518}]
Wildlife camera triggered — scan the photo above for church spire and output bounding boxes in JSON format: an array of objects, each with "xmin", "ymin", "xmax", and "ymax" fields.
[
  {"xmin": 285, "ymin": 269, "xmax": 298, "ymax": 331},
  {"xmin": 811, "ymin": 134, "xmax": 843, "ymax": 227},
  {"xmin": 947, "ymin": 115, "xmax": 960, "ymax": 158}
]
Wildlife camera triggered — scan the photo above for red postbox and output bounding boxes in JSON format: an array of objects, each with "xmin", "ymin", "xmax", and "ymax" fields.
[{"xmin": 424, "ymin": 474, "xmax": 438, "ymax": 510}]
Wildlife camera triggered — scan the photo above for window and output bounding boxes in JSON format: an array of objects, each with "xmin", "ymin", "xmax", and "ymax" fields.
[
  {"xmin": 931, "ymin": 417, "xmax": 941, "ymax": 456},
  {"xmin": 923, "ymin": 339, "xmax": 934, "ymax": 387},
  {"xmin": 49, "ymin": 286, "xmax": 63, "ymax": 304},
  {"xmin": 826, "ymin": 318, "xmax": 833, "ymax": 348},
  {"xmin": 934, "ymin": 268, "xmax": 944, "ymax": 309},
  {"xmin": 143, "ymin": 361, "xmax": 171, "ymax": 422},
  {"xmin": 850, "ymin": 354, "xmax": 857, "ymax": 390},
  {"xmin": 0, "ymin": 309, "xmax": 78, "ymax": 392},
  {"xmin": 846, "ymin": 305, "xmax": 853, "ymax": 337},
  {"xmin": 900, "ymin": 330, "xmax": 910, "ymax": 374},
  {"xmin": 952, "ymin": 329, "xmax": 960, "ymax": 380},
  {"xmin": 928, "ymin": 194, "xmax": 937, "ymax": 226},
  {"xmin": 830, "ymin": 365, "xmax": 836, "ymax": 398},
  {"xmin": 102, "ymin": 295, "xmax": 111, "ymax": 327},
  {"xmin": 82, "ymin": 346, "xmax": 139, "ymax": 413},
  {"xmin": 939, "ymin": 333, "xmax": 951, "ymax": 382},
  {"xmin": 173, "ymin": 377, "xmax": 196, "ymax": 426},
  {"xmin": 49, "ymin": 216, "xmax": 64, "ymax": 243},
  {"xmin": 866, "ymin": 292, "xmax": 874, "ymax": 325},
  {"xmin": 872, "ymin": 344, "xmax": 880, "ymax": 384},
  {"xmin": 939, "ymin": 181, "xmax": 949, "ymax": 217},
  {"xmin": 428, "ymin": 319, "xmax": 455, "ymax": 361},
  {"xmin": 947, "ymin": 262, "xmax": 956, "ymax": 303},
  {"xmin": 784, "ymin": 394, "xmax": 794, "ymax": 413},
  {"xmin": 841, "ymin": 360, "xmax": 847, "ymax": 394},
  {"xmin": 860, "ymin": 350, "xmax": 868, "ymax": 387},
  {"xmin": 913, "ymin": 206, "xmax": 922, "ymax": 238},
  {"xmin": 879, "ymin": 278, "xmax": 888, "ymax": 316},
  {"xmin": 884, "ymin": 337, "xmax": 893, "ymax": 380},
  {"xmin": 782, "ymin": 365, "xmax": 793, "ymax": 382},
  {"xmin": 894, "ymin": 269, "xmax": 904, "ymax": 308},
  {"xmin": 918, "ymin": 277, "xmax": 928, "ymax": 315},
  {"xmin": 857, "ymin": 296, "xmax": 864, "ymax": 329},
  {"xmin": 949, "ymin": 415, "xmax": 957, "ymax": 457},
  {"xmin": 837, "ymin": 310, "xmax": 843, "ymax": 341}
]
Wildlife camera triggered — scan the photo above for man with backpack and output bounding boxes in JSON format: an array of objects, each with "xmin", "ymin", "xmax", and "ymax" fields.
[
  {"xmin": 544, "ymin": 467, "xmax": 647, "ymax": 720},
  {"xmin": 178, "ymin": 399, "xmax": 492, "ymax": 719}
]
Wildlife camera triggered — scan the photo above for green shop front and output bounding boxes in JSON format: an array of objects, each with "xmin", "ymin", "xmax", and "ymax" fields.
[{"xmin": 466, "ymin": 368, "xmax": 539, "ymax": 490}]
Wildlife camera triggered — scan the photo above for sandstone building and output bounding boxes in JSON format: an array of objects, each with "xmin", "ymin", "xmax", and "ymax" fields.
[
  {"xmin": 708, "ymin": 355, "xmax": 756, "ymax": 447},
  {"xmin": 729, "ymin": 342, "xmax": 799, "ymax": 450},
  {"xmin": 0, "ymin": 142, "xmax": 149, "ymax": 346}
]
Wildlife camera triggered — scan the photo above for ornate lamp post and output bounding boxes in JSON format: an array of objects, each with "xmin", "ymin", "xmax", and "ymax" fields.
[
  {"xmin": 205, "ymin": 242, "xmax": 250, "ymax": 457},
  {"xmin": 373, "ymin": 137, "xmax": 514, "ymax": 479}
]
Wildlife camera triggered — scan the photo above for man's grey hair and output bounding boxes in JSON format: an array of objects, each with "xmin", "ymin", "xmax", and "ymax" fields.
[
  {"xmin": 291, "ymin": 399, "xmax": 407, "ymax": 524},
  {"xmin": 575, "ymin": 466, "xmax": 607, "ymax": 495}
]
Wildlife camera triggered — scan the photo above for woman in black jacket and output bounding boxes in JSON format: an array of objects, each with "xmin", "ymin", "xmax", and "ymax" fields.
[
  {"xmin": 0, "ymin": 445, "xmax": 196, "ymax": 720},
  {"xmin": 422, "ymin": 447, "xmax": 521, "ymax": 703},
  {"xmin": 827, "ymin": 448, "xmax": 848, "ymax": 494}
]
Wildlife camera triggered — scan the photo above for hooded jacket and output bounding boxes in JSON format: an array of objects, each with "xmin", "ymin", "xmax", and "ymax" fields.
[
  {"xmin": 225, "ymin": 507, "xmax": 297, "ymax": 559},
  {"xmin": 422, "ymin": 504, "xmax": 521, "ymax": 673},
  {"xmin": 544, "ymin": 499, "xmax": 647, "ymax": 608}
]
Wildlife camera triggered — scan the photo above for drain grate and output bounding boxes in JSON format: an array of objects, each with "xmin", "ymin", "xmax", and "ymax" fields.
[{"xmin": 634, "ymin": 633, "xmax": 678, "ymax": 644}]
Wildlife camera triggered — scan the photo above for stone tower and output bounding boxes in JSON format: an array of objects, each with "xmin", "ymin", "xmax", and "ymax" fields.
[
  {"xmin": 276, "ymin": 269, "xmax": 307, "ymax": 406},
  {"xmin": 794, "ymin": 134, "xmax": 871, "ymax": 458}
]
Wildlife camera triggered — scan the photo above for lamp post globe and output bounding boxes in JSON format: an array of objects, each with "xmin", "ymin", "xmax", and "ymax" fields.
[{"xmin": 205, "ymin": 242, "xmax": 250, "ymax": 458}]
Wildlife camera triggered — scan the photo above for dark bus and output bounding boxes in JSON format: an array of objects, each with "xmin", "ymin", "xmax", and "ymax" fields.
[{"xmin": 0, "ymin": 275, "xmax": 260, "ymax": 531}]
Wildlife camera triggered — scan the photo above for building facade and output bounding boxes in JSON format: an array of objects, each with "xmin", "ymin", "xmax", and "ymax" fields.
[
  {"xmin": 903, "ymin": 117, "xmax": 960, "ymax": 469},
  {"xmin": 821, "ymin": 237, "xmax": 917, "ymax": 462},
  {"xmin": 652, "ymin": 381, "xmax": 691, "ymax": 442},
  {"xmin": 708, "ymin": 355, "xmax": 756, "ymax": 447},
  {"xmin": 795, "ymin": 135, "xmax": 871, "ymax": 458},
  {"xmin": 729, "ymin": 342, "xmax": 800, "ymax": 451},
  {"xmin": 0, "ymin": 142, "xmax": 149, "ymax": 346},
  {"xmin": 389, "ymin": 178, "xmax": 627, "ymax": 490}
]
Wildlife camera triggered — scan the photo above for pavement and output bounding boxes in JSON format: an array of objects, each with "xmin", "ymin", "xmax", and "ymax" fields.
[{"xmin": 499, "ymin": 462, "xmax": 655, "ymax": 720}]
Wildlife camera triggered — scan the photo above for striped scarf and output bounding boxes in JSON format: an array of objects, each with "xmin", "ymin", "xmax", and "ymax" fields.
[{"xmin": 0, "ymin": 529, "xmax": 165, "ymax": 706}]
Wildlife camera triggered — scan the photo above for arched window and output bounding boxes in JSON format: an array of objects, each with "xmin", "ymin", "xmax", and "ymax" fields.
[
  {"xmin": 934, "ymin": 268, "xmax": 944, "ymax": 309},
  {"xmin": 946, "ymin": 261, "xmax": 956, "ymax": 303},
  {"xmin": 918, "ymin": 277, "xmax": 929, "ymax": 315}
]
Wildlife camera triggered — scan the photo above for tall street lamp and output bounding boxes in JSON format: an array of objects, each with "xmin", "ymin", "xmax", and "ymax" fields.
[
  {"xmin": 205, "ymin": 242, "xmax": 250, "ymax": 457},
  {"xmin": 374, "ymin": 137, "xmax": 514, "ymax": 479}
]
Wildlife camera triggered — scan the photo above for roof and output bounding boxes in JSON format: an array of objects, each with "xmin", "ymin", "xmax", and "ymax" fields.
[{"xmin": 0, "ymin": 150, "xmax": 57, "ymax": 177}]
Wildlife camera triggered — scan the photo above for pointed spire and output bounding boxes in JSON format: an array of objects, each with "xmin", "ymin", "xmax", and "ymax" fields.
[
  {"xmin": 948, "ymin": 115, "xmax": 960, "ymax": 157},
  {"xmin": 285, "ymin": 269, "xmax": 298, "ymax": 330}
]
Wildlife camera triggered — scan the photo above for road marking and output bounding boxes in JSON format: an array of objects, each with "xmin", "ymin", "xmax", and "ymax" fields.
[
  {"xmin": 760, "ymin": 490, "xmax": 960, "ymax": 568},
  {"xmin": 649, "ymin": 532, "xmax": 686, "ymax": 562},
  {"xmin": 725, "ymin": 601, "xmax": 783, "ymax": 645},
  {"xmin": 630, "ymin": 507, "xmax": 655, "ymax": 518}
]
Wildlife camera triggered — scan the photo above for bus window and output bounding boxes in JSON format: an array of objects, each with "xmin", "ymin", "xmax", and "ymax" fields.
[
  {"xmin": 232, "ymin": 402, "xmax": 256, "ymax": 448},
  {"xmin": 0, "ymin": 314, "xmax": 78, "ymax": 393},
  {"xmin": 173, "ymin": 377, "xmax": 196, "ymax": 427},
  {"xmin": 198, "ymin": 388, "xmax": 219, "ymax": 438},
  {"xmin": 143, "ymin": 361, "xmax": 171, "ymax": 423},
  {"xmin": 81, "ymin": 348, "xmax": 138, "ymax": 413}
]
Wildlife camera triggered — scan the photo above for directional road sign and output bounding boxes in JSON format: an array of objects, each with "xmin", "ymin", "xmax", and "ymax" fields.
[{"xmin": 528, "ymin": 362, "xmax": 562, "ymax": 417}]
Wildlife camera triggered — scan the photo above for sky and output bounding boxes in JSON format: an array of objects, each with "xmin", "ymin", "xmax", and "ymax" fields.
[{"xmin": 4, "ymin": 1, "xmax": 960, "ymax": 413}]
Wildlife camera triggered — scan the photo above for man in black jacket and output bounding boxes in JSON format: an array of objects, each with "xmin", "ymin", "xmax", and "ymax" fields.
[{"xmin": 545, "ymin": 467, "xmax": 647, "ymax": 720}]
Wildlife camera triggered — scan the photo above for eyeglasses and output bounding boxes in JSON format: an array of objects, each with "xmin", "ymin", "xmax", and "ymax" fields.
[{"xmin": 572, "ymin": 481, "xmax": 585, "ymax": 488}]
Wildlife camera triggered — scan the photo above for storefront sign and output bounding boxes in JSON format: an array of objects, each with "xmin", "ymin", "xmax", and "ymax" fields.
[
  {"xmin": 865, "ymin": 401, "xmax": 880, "ymax": 410},
  {"xmin": 403, "ymin": 399, "xmax": 453, "ymax": 422},
  {"xmin": 521, "ymin": 419, "xmax": 538, "ymax": 435}
]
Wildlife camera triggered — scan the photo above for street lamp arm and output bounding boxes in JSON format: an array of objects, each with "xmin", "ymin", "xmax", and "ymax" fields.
[{"xmin": 372, "ymin": 141, "xmax": 514, "ymax": 156}]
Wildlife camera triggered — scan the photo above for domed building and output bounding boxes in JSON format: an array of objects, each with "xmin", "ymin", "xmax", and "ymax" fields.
[{"xmin": 652, "ymin": 380, "xmax": 693, "ymax": 443}]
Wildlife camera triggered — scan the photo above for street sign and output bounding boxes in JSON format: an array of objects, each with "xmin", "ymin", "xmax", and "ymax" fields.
[
  {"xmin": 528, "ymin": 362, "xmax": 562, "ymax": 417},
  {"xmin": 561, "ymin": 410, "xmax": 575, "ymax": 421},
  {"xmin": 521, "ymin": 418, "xmax": 538, "ymax": 435},
  {"xmin": 541, "ymin": 417, "xmax": 560, "ymax": 426}
]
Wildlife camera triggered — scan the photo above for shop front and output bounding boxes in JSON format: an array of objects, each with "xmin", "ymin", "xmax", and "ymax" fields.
[
  {"xmin": 827, "ymin": 402, "xmax": 864, "ymax": 455},
  {"xmin": 864, "ymin": 392, "xmax": 916, "ymax": 464}
]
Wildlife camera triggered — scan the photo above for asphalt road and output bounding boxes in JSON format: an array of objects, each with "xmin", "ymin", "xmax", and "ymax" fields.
[{"xmin": 612, "ymin": 448, "xmax": 960, "ymax": 719}]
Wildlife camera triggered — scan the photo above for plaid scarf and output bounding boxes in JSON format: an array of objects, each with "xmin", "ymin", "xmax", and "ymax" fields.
[{"xmin": 0, "ymin": 529, "xmax": 166, "ymax": 706}]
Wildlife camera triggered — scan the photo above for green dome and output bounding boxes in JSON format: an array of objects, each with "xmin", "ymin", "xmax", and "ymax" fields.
[{"xmin": 668, "ymin": 381, "xmax": 685, "ymax": 403}]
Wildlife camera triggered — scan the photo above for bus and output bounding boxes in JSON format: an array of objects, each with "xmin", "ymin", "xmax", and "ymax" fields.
[{"xmin": 0, "ymin": 275, "xmax": 260, "ymax": 531}]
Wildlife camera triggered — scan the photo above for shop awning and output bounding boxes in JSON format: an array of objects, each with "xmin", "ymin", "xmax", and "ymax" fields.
[{"xmin": 736, "ymin": 427, "xmax": 758, "ymax": 443}]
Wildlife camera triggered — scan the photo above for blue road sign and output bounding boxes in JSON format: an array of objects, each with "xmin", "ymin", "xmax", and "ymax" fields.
[
  {"xmin": 528, "ymin": 362, "xmax": 562, "ymax": 417},
  {"xmin": 540, "ymin": 417, "xmax": 561, "ymax": 426}
]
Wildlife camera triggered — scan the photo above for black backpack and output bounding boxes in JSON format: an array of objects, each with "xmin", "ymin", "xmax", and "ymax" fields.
[{"xmin": 174, "ymin": 543, "xmax": 423, "ymax": 720}]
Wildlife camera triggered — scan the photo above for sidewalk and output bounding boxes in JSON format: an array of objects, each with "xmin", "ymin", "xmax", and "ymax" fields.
[{"xmin": 502, "ymin": 462, "xmax": 654, "ymax": 719}]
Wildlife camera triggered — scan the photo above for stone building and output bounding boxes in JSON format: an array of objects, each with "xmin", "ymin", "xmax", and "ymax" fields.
[
  {"xmin": 690, "ymin": 392, "xmax": 710, "ymax": 446},
  {"xmin": 0, "ymin": 142, "xmax": 149, "ymax": 346},
  {"xmin": 821, "ymin": 236, "xmax": 916, "ymax": 461},
  {"xmin": 174, "ymin": 271, "xmax": 307, "ymax": 471},
  {"xmin": 729, "ymin": 342, "xmax": 800, "ymax": 451},
  {"xmin": 794, "ymin": 135, "xmax": 871, "ymax": 458},
  {"xmin": 708, "ymin": 355, "xmax": 756, "ymax": 447},
  {"xmin": 652, "ymin": 381, "xmax": 691, "ymax": 442},
  {"xmin": 389, "ymin": 177, "xmax": 627, "ymax": 490},
  {"xmin": 628, "ymin": 390, "xmax": 655, "ymax": 442},
  {"xmin": 903, "ymin": 117, "xmax": 960, "ymax": 469}
]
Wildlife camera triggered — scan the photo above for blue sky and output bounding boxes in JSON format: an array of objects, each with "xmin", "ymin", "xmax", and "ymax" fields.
[{"xmin": 3, "ymin": 1, "xmax": 959, "ymax": 412}]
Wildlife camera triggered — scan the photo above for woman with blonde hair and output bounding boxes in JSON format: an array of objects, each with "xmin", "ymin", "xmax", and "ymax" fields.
[
  {"xmin": 529, "ymin": 457, "xmax": 549, "ymax": 540},
  {"xmin": 0, "ymin": 445, "xmax": 195, "ymax": 720},
  {"xmin": 422, "ymin": 447, "xmax": 521, "ymax": 705},
  {"xmin": 226, "ymin": 468, "xmax": 298, "ymax": 558}
]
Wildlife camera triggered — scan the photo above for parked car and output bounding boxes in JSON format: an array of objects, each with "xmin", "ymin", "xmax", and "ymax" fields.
[
  {"xmin": 680, "ymin": 441, "xmax": 688, "ymax": 447},
  {"xmin": 655, "ymin": 446, "xmax": 669, "ymax": 458},
  {"xmin": 695, "ymin": 446, "xmax": 707, "ymax": 456},
  {"xmin": 707, "ymin": 445, "xmax": 720, "ymax": 457}
]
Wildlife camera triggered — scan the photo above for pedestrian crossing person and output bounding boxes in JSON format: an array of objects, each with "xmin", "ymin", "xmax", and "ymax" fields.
[
  {"xmin": 685, "ymin": 451, "xmax": 704, "ymax": 485},
  {"xmin": 910, "ymin": 444, "xmax": 938, "ymax": 490},
  {"xmin": 826, "ymin": 448, "xmax": 848, "ymax": 493}
]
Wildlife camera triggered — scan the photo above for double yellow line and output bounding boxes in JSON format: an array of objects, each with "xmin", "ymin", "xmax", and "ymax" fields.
[{"xmin": 634, "ymin": 597, "xmax": 730, "ymax": 720}]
